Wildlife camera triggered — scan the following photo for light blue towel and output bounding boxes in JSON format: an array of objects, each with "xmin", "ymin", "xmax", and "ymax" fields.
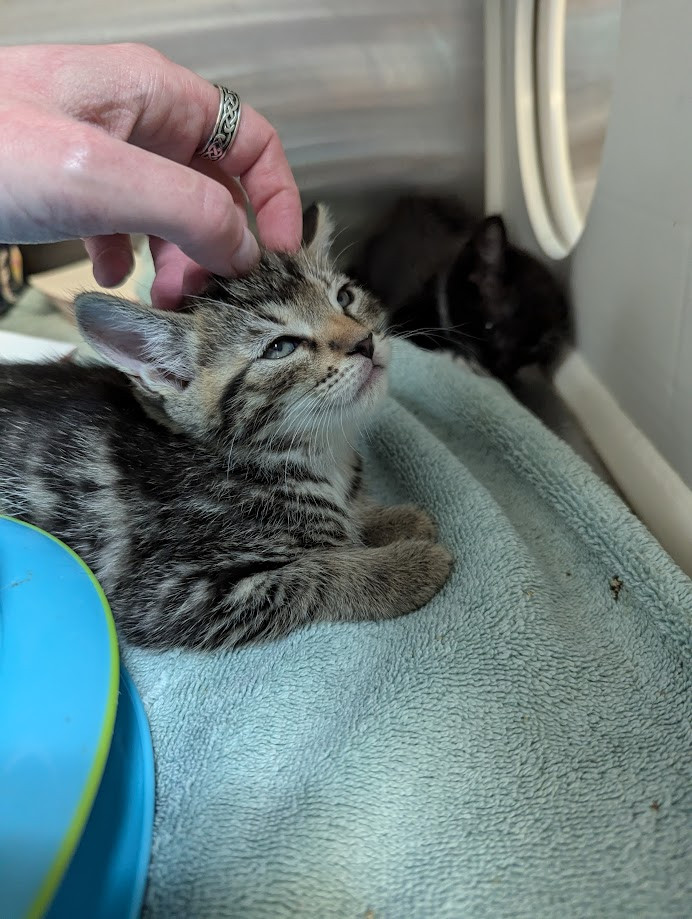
[{"xmin": 124, "ymin": 343, "xmax": 692, "ymax": 919}]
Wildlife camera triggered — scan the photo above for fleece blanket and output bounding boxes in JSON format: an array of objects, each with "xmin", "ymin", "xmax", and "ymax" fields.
[{"xmin": 123, "ymin": 342, "xmax": 692, "ymax": 919}]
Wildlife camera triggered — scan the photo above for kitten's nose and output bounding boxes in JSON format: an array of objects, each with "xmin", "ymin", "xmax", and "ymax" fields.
[{"xmin": 348, "ymin": 333, "xmax": 374, "ymax": 360}]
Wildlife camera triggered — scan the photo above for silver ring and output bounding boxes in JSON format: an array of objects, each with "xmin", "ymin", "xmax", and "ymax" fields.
[{"xmin": 197, "ymin": 85, "xmax": 242, "ymax": 161}]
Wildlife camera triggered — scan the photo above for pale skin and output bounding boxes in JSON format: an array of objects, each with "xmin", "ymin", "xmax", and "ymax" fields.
[{"xmin": 0, "ymin": 42, "xmax": 302, "ymax": 309}]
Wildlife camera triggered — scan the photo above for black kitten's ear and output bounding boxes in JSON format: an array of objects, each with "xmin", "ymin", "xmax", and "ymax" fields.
[
  {"xmin": 75, "ymin": 293, "xmax": 196, "ymax": 394},
  {"xmin": 473, "ymin": 215, "xmax": 508, "ymax": 272},
  {"xmin": 302, "ymin": 202, "xmax": 335, "ymax": 258}
]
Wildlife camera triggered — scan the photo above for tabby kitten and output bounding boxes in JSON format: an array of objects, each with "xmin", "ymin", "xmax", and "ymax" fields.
[
  {"xmin": 0, "ymin": 205, "xmax": 452, "ymax": 650},
  {"xmin": 351, "ymin": 195, "xmax": 570, "ymax": 382}
]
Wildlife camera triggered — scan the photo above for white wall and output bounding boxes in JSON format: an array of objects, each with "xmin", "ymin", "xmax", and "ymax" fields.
[
  {"xmin": 570, "ymin": 0, "xmax": 692, "ymax": 486},
  {"xmin": 486, "ymin": 0, "xmax": 692, "ymax": 573},
  {"xmin": 1, "ymin": 1, "xmax": 485, "ymax": 210}
]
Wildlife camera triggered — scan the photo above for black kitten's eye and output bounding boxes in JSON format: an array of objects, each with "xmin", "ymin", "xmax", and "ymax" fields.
[
  {"xmin": 336, "ymin": 284, "xmax": 354, "ymax": 309},
  {"xmin": 261, "ymin": 336, "xmax": 303, "ymax": 360}
]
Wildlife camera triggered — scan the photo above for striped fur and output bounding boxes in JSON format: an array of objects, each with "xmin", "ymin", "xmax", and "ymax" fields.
[{"xmin": 0, "ymin": 206, "xmax": 452, "ymax": 649}]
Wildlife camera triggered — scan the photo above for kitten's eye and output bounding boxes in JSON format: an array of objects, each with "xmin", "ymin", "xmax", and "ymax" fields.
[
  {"xmin": 261, "ymin": 336, "xmax": 303, "ymax": 360},
  {"xmin": 336, "ymin": 284, "xmax": 354, "ymax": 309}
]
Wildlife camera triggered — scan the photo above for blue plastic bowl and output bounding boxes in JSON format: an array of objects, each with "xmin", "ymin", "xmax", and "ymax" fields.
[{"xmin": 0, "ymin": 517, "xmax": 154, "ymax": 919}]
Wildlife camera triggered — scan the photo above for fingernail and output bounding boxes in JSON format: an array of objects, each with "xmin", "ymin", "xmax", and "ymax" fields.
[
  {"xmin": 93, "ymin": 247, "xmax": 134, "ymax": 288},
  {"xmin": 229, "ymin": 227, "xmax": 260, "ymax": 275}
]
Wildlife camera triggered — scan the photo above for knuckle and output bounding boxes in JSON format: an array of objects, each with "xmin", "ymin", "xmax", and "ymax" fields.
[
  {"xmin": 251, "ymin": 108, "xmax": 273, "ymax": 138},
  {"xmin": 113, "ymin": 42, "xmax": 169, "ymax": 68},
  {"xmin": 108, "ymin": 44, "xmax": 173, "ymax": 102},
  {"xmin": 57, "ymin": 128, "xmax": 102, "ymax": 178},
  {"xmin": 197, "ymin": 184, "xmax": 243, "ymax": 246},
  {"xmin": 53, "ymin": 129, "xmax": 114, "ymax": 232}
]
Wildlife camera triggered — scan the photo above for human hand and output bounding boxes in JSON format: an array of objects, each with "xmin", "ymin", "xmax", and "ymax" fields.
[{"xmin": 0, "ymin": 43, "xmax": 302, "ymax": 308}]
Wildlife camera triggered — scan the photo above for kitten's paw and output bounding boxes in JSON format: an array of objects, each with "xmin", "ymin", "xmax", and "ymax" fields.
[
  {"xmin": 386, "ymin": 539, "xmax": 453, "ymax": 612},
  {"xmin": 394, "ymin": 505, "xmax": 438, "ymax": 541},
  {"xmin": 362, "ymin": 504, "xmax": 438, "ymax": 546}
]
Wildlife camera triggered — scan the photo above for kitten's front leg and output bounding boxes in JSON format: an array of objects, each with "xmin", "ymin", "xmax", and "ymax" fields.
[
  {"xmin": 359, "ymin": 503, "xmax": 438, "ymax": 547},
  {"xmin": 230, "ymin": 539, "xmax": 453, "ymax": 646},
  {"xmin": 160, "ymin": 539, "xmax": 454, "ymax": 649},
  {"xmin": 124, "ymin": 538, "xmax": 453, "ymax": 651}
]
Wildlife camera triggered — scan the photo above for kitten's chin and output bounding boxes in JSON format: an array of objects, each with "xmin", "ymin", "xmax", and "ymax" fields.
[
  {"xmin": 352, "ymin": 363, "xmax": 388, "ymax": 412},
  {"xmin": 357, "ymin": 364, "xmax": 386, "ymax": 398}
]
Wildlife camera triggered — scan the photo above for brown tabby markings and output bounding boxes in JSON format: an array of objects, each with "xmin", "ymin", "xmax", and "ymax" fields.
[{"xmin": 0, "ymin": 205, "xmax": 452, "ymax": 650}]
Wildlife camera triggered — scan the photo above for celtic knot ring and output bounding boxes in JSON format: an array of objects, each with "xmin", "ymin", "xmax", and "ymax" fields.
[{"xmin": 197, "ymin": 85, "xmax": 242, "ymax": 162}]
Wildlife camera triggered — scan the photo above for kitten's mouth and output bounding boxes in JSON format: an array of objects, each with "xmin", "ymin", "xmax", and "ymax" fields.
[{"xmin": 356, "ymin": 361, "xmax": 386, "ymax": 398}]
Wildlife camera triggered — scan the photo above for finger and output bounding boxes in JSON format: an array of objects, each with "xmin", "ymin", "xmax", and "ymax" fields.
[
  {"xmin": 13, "ymin": 46, "xmax": 302, "ymax": 253},
  {"xmin": 193, "ymin": 162, "xmax": 249, "ymax": 212},
  {"xmin": 82, "ymin": 233, "xmax": 134, "ymax": 287},
  {"xmin": 130, "ymin": 77, "xmax": 301, "ymax": 252},
  {"xmin": 148, "ymin": 239, "xmax": 210, "ymax": 311},
  {"xmin": 51, "ymin": 121, "xmax": 260, "ymax": 277},
  {"xmin": 148, "ymin": 181, "xmax": 249, "ymax": 310},
  {"xmin": 210, "ymin": 107, "xmax": 302, "ymax": 252}
]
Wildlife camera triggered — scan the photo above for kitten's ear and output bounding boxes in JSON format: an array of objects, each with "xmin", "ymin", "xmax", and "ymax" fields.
[
  {"xmin": 473, "ymin": 215, "xmax": 508, "ymax": 273},
  {"xmin": 74, "ymin": 293, "xmax": 196, "ymax": 394},
  {"xmin": 302, "ymin": 202, "xmax": 335, "ymax": 258}
]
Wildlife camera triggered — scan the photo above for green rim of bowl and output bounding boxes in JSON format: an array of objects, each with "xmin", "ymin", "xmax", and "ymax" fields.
[{"xmin": 0, "ymin": 515, "xmax": 120, "ymax": 919}]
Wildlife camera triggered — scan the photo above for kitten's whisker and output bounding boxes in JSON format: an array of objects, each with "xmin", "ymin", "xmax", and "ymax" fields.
[
  {"xmin": 274, "ymin": 392, "xmax": 314, "ymax": 452},
  {"xmin": 387, "ymin": 323, "xmax": 465, "ymax": 338},
  {"xmin": 385, "ymin": 317, "xmax": 472, "ymax": 335},
  {"xmin": 388, "ymin": 328, "xmax": 486, "ymax": 347},
  {"xmin": 225, "ymin": 431, "xmax": 239, "ymax": 481},
  {"xmin": 326, "ymin": 222, "xmax": 352, "ymax": 262},
  {"xmin": 338, "ymin": 401, "xmax": 359, "ymax": 457},
  {"xmin": 334, "ymin": 239, "xmax": 358, "ymax": 267},
  {"xmin": 314, "ymin": 402, "xmax": 335, "ymax": 468},
  {"xmin": 282, "ymin": 401, "xmax": 313, "ymax": 485}
]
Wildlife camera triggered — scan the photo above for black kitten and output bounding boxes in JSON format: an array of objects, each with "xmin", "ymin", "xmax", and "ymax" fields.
[{"xmin": 351, "ymin": 195, "xmax": 570, "ymax": 382}]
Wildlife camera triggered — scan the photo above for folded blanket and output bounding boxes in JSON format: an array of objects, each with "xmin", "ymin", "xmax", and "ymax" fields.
[{"xmin": 124, "ymin": 343, "xmax": 691, "ymax": 919}]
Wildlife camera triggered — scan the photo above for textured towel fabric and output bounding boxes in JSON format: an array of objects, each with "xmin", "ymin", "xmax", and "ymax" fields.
[{"xmin": 123, "ymin": 343, "xmax": 692, "ymax": 919}]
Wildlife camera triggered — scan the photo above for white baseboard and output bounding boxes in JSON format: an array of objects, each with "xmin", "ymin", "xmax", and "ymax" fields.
[{"xmin": 554, "ymin": 349, "xmax": 692, "ymax": 576}]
